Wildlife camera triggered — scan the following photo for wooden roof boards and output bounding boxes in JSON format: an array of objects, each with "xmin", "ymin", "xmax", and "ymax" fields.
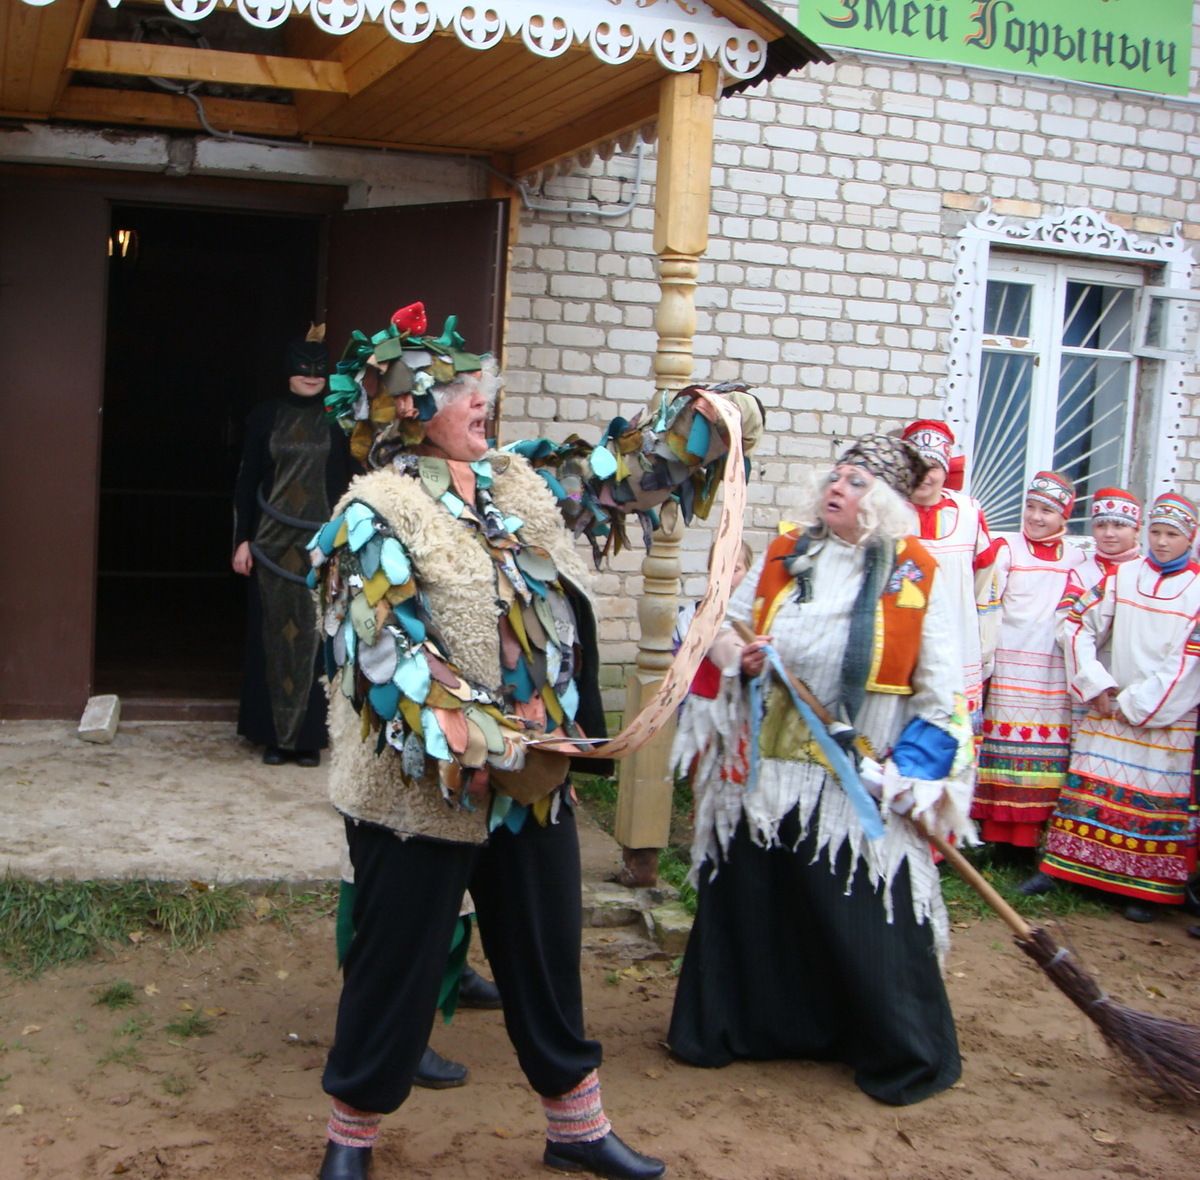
[{"xmin": 0, "ymin": 0, "xmax": 830, "ymax": 174}]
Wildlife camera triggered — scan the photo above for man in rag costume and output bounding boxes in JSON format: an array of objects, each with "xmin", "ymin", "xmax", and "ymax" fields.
[{"xmin": 308, "ymin": 299, "xmax": 762, "ymax": 1180}]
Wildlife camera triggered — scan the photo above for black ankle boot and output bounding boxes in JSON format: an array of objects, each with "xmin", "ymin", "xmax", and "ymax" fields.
[
  {"xmin": 318, "ymin": 1141, "xmax": 372, "ymax": 1180},
  {"xmin": 413, "ymin": 1044, "xmax": 468, "ymax": 1089},
  {"xmin": 457, "ymin": 965, "xmax": 502, "ymax": 1009},
  {"xmin": 543, "ymin": 1130, "xmax": 665, "ymax": 1178}
]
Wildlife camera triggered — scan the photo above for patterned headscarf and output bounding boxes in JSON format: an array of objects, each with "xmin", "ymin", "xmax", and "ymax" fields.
[
  {"xmin": 1090, "ymin": 487, "xmax": 1141, "ymax": 528},
  {"xmin": 901, "ymin": 419, "xmax": 954, "ymax": 472},
  {"xmin": 1026, "ymin": 470, "xmax": 1075, "ymax": 518},
  {"xmin": 836, "ymin": 434, "xmax": 929, "ymax": 498},
  {"xmin": 1148, "ymin": 492, "xmax": 1199, "ymax": 539}
]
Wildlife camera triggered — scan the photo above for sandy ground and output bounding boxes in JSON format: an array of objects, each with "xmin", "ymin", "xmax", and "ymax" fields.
[{"xmin": 2, "ymin": 721, "xmax": 1199, "ymax": 1178}]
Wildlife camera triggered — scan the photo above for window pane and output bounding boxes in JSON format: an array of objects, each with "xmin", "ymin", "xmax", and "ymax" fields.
[
  {"xmin": 1053, "ymin": 354, "xmax": 1132, "ymax": 528},
  {"xmin": 972, "ymin": 347, "xmax": 1035, "ymax": 532},
  {"xmin": 984, "ymin": 280, "xmax": 1033, "ymax": 337},
  {"xmin": 1062, "ymin": 281, "xmax": 1133, "ymax": 351}
]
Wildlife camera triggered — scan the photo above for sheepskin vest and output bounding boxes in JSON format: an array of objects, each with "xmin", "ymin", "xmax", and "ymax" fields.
[{"xmin": 325, "ymin": 450, "xmax": 594, "ymax": 844}]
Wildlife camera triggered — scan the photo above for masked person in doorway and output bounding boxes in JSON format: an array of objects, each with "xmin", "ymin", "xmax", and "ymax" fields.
[
  {"xmin": 308, "ymin": 300, "xmax": 762, "ymax": 1180},
  {"xmin": 232, "ymin": 327, "xmax": 353, "ymax": 767}
]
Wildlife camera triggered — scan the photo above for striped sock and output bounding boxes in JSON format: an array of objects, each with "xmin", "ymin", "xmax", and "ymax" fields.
[
  {"xmin": 326, "ymin": 1099, "xmax": 382, "ymax": 1150},
  {"xmin": 541, "ymin": 1069, "xmax": 612, "ymax": 1145}
]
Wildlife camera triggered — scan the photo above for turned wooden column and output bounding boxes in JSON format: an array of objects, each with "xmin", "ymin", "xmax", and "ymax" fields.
[{"xmin": 613, "ymin": 63, "xmax": 717, "ymax": 875}]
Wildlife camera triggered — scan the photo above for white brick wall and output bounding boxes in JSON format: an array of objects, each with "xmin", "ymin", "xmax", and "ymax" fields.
[{"xmin": 499, "ymin": 5, "xmax": 1200, "ymax": 711}]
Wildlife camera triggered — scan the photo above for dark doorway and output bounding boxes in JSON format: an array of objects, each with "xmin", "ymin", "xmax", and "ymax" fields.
[{"xmin": 95, "ymin": 204, "xmax": 322, "ymax": 714}]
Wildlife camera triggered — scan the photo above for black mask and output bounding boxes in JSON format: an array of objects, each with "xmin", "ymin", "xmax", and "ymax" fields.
[{"xmin": 286, "ymin": 339, "xmax": 329, "ymax": 378}]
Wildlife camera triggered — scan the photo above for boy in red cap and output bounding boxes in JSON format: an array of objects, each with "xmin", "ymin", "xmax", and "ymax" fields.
[{"xmin": 902, "ymin": 419, "xmax": 1000, "ymax": 734}]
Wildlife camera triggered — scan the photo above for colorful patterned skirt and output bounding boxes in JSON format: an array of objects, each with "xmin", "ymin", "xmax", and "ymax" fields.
[
  {"xmin": 972, "ymin": 650, "xmax": 1072, "ymax": 847},
  {"xmin": 1041, "ymin": 710, "xmax": 1198, "ymax": 904}
]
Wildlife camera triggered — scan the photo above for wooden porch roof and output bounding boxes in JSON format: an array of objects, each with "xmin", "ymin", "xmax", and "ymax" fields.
[{"xmin": 0, "ymin": 0, "xmax": 830, "ymax": 177}]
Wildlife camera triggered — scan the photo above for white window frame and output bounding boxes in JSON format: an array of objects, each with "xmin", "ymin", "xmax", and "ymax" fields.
[{"xmin": 942, "ymin": 204, "xmax": 1197, "ymax": 508}]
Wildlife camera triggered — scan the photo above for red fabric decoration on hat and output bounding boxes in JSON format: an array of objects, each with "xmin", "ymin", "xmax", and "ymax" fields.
[
  {"xmin": 1089, "ymin": 486, "xmax": 1141, "ymax": 527},
  {"xmin": 1026, "ymin": 470, "xmax": 1075, "ymax": 518},
  {"xmin": 901, "ymin": 419, "xmax": 955, "ymax": 471}
]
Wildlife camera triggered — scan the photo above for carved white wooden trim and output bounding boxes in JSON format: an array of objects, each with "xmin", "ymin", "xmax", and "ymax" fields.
[
  {"xmin": 35, "ymin": 0, "xmax": 768, "ymax": 79},
  {"xmin": 941, "ymin": 201, "xmax": 1195, "ymax": 501}
]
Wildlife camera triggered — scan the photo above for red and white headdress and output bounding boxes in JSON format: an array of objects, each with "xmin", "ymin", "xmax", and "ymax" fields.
[
  {"xmin": 1026, "ymin": 470, "xmax": 1075, "ymax": 518},
  {"xmin": 1148, "ymin": 492, "xmax": 1199, "ymax": 540},
  {"xmin": 901, "ymin": 419, "xmax": 954, "ymax": 472},
  {"xmin": 1090, "ymin": 487, "xmax": 1141, "ymax": 528}
]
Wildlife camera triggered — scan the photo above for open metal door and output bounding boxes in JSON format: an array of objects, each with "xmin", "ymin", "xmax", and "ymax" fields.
[{"xmin": 324, "ymin": 199, "xmax": 509, "ymax": 373}]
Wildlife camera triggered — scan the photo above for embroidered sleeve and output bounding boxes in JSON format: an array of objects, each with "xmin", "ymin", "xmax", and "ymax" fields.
[
  {"xmin": 307, "ymin": 499, "xmax": 524, "ymax": 807},
  {"xmin": 505, "ymin": 384, "xmax": 753, "ymax": 566},
  {"xmin": 1059, "ymin": 577, "xmax": 1117, "ymax": 705}
]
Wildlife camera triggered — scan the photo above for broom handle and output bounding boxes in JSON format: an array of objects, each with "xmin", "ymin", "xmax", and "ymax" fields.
[{"xmin": 729, "ymin": 619, "xmax": 1034, "ymax": 941}]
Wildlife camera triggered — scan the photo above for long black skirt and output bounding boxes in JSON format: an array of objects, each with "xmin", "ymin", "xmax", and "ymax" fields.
[{"xmin": 668, "ymin": 805, "xmax": 961, "ymax": 1106}]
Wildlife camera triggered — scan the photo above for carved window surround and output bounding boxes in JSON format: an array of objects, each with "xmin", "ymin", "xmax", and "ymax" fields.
[{"xmin": 942, "ymin": 202, "xmax": 1196, "ymax": 498}]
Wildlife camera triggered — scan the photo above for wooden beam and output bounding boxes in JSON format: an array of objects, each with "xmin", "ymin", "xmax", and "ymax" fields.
[
  {"xmin": 510, "ymin": 80, "xmax": 661, "ymax": 177},
  {"xmin": 54, "ymin": 86, "xmax": 300, "ymax": 137},
  {"xmin": 52, "ymin": 0, "xmax": 99, "ymax": 110},
  {"xmin": 68, "ymin": 38, "xmax": 348, "ymax": 95}
]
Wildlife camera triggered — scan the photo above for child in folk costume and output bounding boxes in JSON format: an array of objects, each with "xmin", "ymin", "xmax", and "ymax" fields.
[
  {"xmin": 972, "ymin": 471, "xmax": 1085, "ymax": 851},
  {"xmin": 1041, "ymin": 493, "xmax": 1200, "ymax": 923},
  {"xmin": 1017, "ymin": 487, "xmax": 1145, "ymax": 896},
  {"xmin": 902, "ymin": 419, "xmax": 1000, "ymax": 733}
]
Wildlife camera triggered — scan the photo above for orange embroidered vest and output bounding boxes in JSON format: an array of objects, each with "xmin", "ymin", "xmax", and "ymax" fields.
[{"xmin": 751, "ymin": 530, "xmax": 938, "ymax": 695}]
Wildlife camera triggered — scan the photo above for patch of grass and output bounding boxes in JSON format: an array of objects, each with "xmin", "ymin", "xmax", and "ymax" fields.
[
  {"xmin": 657, "ymin": 849, "xmax": 697, "ymax": 916},
  {"xmin": 161, "ymin": 1072, "xmax": 192, "ymax": 1097},
  {"xmin": 94, "ymin": 979, "xmax": 137, "ymax": 1010},
  {"xmin": 98, "ymin": 1042, "xmax": 141, "ymax": 1068},
  {"xmin": 939, "ymin": 847, "xmax": 1111, "ymax": 922},
  {"xmin": 604, "ymin": 969, "xmax": 620, "ymax": 986},
  {"xmin": 255, "ymin": 882, "xmax": 340, "ymax": 933},
  {"xmin": 115, "ymin": 1015, "xmax": 149, "ymax": 1040},
  {"xmin": 572, "ymin": 773, "xmax": 619, "ymax": 832},
  {"xmin": 165, "ymin": 1011, "xmax": 214, "ymax": 1039},
  {"xmin": 0, "ymin": 878, "xmax": 249, "ymax": 978}
]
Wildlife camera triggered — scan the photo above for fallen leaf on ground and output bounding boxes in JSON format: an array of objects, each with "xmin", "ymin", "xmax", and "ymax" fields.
[
  {"xmin": 21, "ymin": 1024, "xmax": 41, "ymax": 1036},
  {"xmin": 1092, "ymin": 1130, "xmax": 1118, "ymax": 1145}
]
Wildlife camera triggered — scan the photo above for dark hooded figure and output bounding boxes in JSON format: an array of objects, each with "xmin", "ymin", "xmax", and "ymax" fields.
[{"xmin": 232, "ymin": 328, "xmax": 353, "ymax": 766}]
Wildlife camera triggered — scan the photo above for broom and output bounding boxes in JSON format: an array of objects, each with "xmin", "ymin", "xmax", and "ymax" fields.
[{"xmin": 730, "ymin": 619, "xmax": 1200, "ymax": 1102}]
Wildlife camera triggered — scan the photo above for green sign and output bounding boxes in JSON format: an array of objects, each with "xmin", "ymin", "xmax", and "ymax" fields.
[{"xmin": 799, "ymin": 0, "xmax": 1190, "ymax": 95}]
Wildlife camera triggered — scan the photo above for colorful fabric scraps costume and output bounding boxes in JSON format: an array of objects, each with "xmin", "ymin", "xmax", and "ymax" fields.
[
  {"xmin": 309, "ymin": 300, "xmax": 758, "ymax": 1174},
  {"xmin": 668, "ymin": 439, "xmax": 974, "ymax": 1107},
  {"xmin": 973, "ymin": 481, "xmax": 1085, "ymax": 847},
  {"xmin": 1043, "ymin": 510, "xmax": 1200, "ymax": 904}
]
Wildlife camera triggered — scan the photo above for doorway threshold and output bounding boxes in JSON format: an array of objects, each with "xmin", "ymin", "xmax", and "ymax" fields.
[{"xmin": 120, "ymin": 698, "xmax": 238, "ymax": 722}]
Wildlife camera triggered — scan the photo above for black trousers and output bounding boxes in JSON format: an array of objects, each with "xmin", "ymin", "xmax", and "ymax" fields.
[
  {"xmin": 668, "ymin": 806, "xmax": 961, "ymax": 1106},
  {"xmin": 322, "ymin": 807, "xmax": 602, "ymax": 1113}
]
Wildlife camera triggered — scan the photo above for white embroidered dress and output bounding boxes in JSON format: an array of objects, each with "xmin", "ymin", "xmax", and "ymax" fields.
[{"xmin": 1044, "ymin": 558, "xmax": 1200, "ymax": 902}]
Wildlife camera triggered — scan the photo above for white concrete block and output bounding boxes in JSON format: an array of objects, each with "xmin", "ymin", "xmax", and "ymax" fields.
[{"xmin": 78, "ymin": 695, "xmax": 120, "ymax": 744}]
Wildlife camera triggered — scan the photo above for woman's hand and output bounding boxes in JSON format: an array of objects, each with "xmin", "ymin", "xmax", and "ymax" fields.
[
  {"xmin": 232, "ymin": 541, "xmax": 253, "ymax": 576},
  {"xmin": 1089, "ymin": 687, "xmax": 1117, "ymax": 718},
  {"xmin": 740, "ymin": 634, "xmax": 772, "ymax": 678}
]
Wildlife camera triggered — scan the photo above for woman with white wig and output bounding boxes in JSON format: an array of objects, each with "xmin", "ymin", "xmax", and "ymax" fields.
[{"xmin": 667, "ymin": 434, "xmax": 975, "ymax": 1106}]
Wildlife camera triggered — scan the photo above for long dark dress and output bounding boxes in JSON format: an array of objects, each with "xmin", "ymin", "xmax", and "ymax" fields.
[
  {"xmin": 668, "ymin": 809, "xmax": 960, "ymax": 1106},
  {"xmin": 233, "ymin": 392, "xmax": 351, "ymax": 752}
]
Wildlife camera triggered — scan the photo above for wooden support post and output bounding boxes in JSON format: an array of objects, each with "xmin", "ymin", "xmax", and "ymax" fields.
[{"xmin": 613, "ymin": 63, "xmax": 717, "ymax": 883}]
